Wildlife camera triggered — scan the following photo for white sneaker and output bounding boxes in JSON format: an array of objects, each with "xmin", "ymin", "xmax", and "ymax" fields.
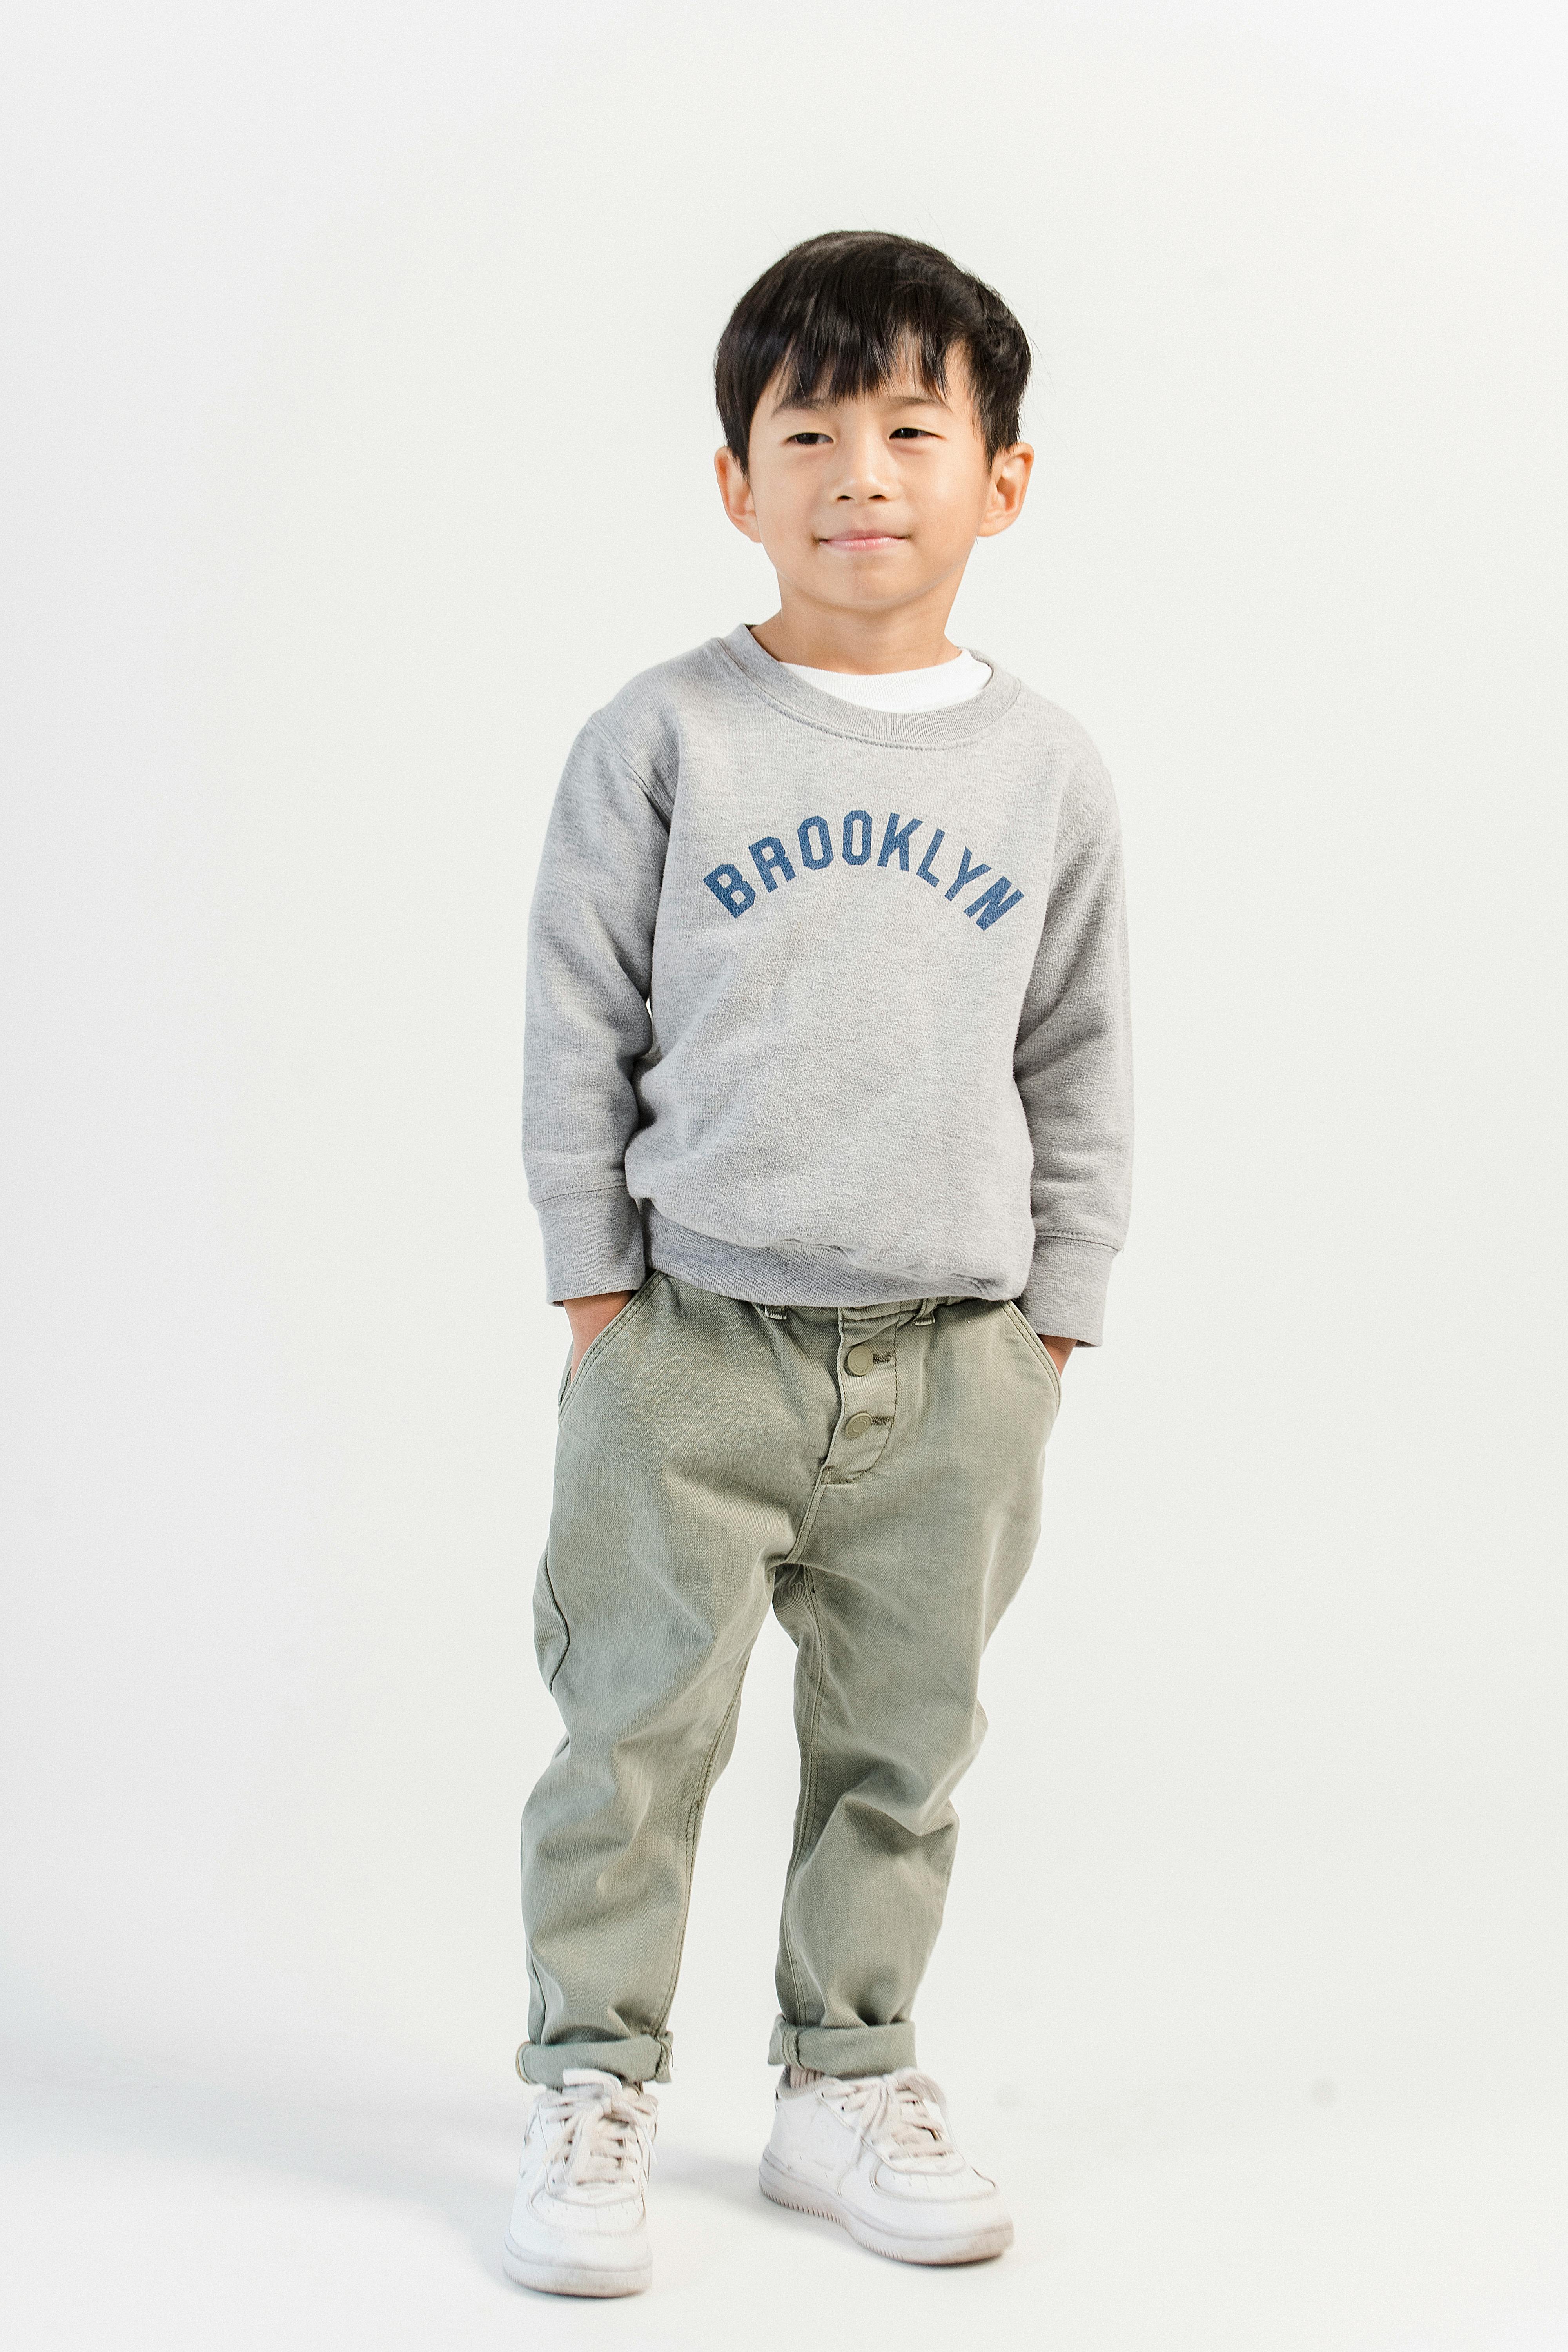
[
  {"xmin": 759, "ymin": 2066, "xmax": 1013, "ymax": 2265},
  {"xmin": 503, "ymin": 2067, "xmax": 657, "ymax": 2297}
]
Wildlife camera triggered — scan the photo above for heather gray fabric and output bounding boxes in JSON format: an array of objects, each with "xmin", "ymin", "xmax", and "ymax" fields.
[
  {"xmin": 523, "ymin": 623, "xmax": 1132, "ymax": 1345},
  {"xmin": 516, "ymin": 1269, "xmax": 1060, "ymax": 2089}
]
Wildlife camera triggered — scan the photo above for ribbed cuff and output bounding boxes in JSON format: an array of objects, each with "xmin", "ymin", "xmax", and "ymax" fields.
[
  {"xmin": 534, "ymin": 1185, "xmax": 646, "ymax": 1305},
  {"xmin": 767, "ymin": 2016, "xmax": 917, "ymax": 2074},
  {"xmin": 1017, "ymin": 1235, "xmax": 1118, "ymax": 1346}
]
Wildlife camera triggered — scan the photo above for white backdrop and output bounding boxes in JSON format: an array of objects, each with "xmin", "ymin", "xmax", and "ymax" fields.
[{"xmin": 3, "ymin": 5, "xmax": 1566, "ymax": 2346}]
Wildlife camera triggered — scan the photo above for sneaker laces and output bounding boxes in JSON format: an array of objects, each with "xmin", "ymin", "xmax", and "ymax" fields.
[
  {"xmin": 826, "ymin": 2068, "xmax": 957, "ymax": 2168},
  {"xmin": 535, "ymin": 2073, "xmax": 658, "ymax": 2189}
]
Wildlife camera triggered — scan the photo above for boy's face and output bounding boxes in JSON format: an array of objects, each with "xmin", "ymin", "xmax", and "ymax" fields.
[{"xmin": 715, "ymin": 344, "xmax": 1031, "ymax": 634}]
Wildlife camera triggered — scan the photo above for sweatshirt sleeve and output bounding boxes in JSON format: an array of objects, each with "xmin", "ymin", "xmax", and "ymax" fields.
[
  {"xmin": 522, "ymin": 719, "xmax": 670, "ymax": 1303},
  {"xmin": 1012, "ymin": 755, "xmax": 1134, "ymax": 1345}
]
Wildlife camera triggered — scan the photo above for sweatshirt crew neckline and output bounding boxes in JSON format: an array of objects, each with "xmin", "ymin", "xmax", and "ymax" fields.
[
  {"xmin": 718, "ymin": 622, "xmax": 1020, "ymax": 749},
  {"xmin": 780, "ymin": 647, "xmax": 991, "ymax": 711}
]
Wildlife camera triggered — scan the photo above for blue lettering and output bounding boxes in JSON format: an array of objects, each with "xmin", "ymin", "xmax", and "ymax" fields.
[
  {"xmin": 749, "ymin": 835, "xmax": 797, "ymax": 892},
  {"xmin": 842, "ymin": 809, "xmax": 872, "ymax": 866},
  {"xmin": 704, "ymin": 862, "xmax": 756, "ymax": 917},
  {"xmin": 878, "ymin": 812, "xmax": 923, "ymax": 870},
  {"xmin": 915, "ymin": 826, "xmax": 946, "ymax": 889},
  {"xmin": 944, "ymin": 847, "xmax": 991, "ymax": 902},
  {"xmin": 965, "ymin": 875, "xmax": 1024, "ymax": 930},
  {"xmin": 797, "ymin": 814, "xmax": 834, "ymax": 871}
]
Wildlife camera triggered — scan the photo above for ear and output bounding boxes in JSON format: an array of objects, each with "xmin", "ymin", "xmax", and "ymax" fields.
[
  {"xmin": 714, "ymin": 445, "xmax": 762, "ymax": 543},
  {"xmin": 976, "ymin": 442, "xmax": 1034, "ymax": 539}
]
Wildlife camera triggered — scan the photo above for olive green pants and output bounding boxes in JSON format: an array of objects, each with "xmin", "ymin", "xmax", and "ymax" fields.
[{"xmin": 517, "ymin": 1269, "xmax": 1060, "ymax": 2088}]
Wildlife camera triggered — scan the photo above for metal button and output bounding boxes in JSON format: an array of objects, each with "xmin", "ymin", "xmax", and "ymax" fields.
[
  {"xmin": 842, "ymin": 1411, "xmax": 875, "ymax": 1439},
  {"xmin": 844, "ymin": 1342, "xmax": 876, "ymax": 1376}
]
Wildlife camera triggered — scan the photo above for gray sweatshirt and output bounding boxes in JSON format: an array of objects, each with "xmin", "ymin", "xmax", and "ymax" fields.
[{"xmin": 522, "ymin": 623, "xmax": 1133, "ymax": 1343}]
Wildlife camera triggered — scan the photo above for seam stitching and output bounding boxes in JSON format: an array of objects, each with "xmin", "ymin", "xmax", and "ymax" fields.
[
  {"xmin": 523, "ymin": 1906, "xmax": 552, "ymax": 2054},
  {"xmin": 654, "ymin": 1664, "xmax": 749, "ymax": 2034},
  {"xmin": 557, "ymin": 1272, "xmax": 664, "ymax": 1427},
  {"xmin": 534, "ymin": 1180, "xmax": 639, "ymax": 1205},
  {"xmin": 778, "ymin": 1563, "xmax": 829, "ymax": 2022},
  {"xmin": 584, "ymin": 717, "xmax": 671, "ymax": 820},
  {"xmin": 782, "ymin": 1463, "xmax": 829, "ymax": 1566},
  {"xmin": 713, "ymin": 639, "xmax": 1022, "ymax": 748},
  {"xmin": 1002, "ymin": 1300, "xmax": 1063, "ymax": 1402}
]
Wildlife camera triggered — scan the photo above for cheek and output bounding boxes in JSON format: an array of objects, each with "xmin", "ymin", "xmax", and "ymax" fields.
[
  {"xmin": 915, "ymin": 473, "xmax": 988, "ymax": 548},
  {"xmin": 750, "ymin": 474, "xmax": 819, "ymax": 552}
]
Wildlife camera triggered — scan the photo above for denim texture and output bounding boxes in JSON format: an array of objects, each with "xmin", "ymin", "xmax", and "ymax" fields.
[{"xmin": 517, "ymin": 1269, "xmax": 1060, "ymax": 2089}]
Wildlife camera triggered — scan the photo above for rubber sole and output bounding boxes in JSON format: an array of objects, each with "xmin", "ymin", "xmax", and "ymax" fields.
[
  {"xmin": 502, "ymin": 2232, "xmax": 651, "ymax": 2298},
  {"xmin": 757, "ymin": 2150, "xmax": 1014, "ymax": 2266}
]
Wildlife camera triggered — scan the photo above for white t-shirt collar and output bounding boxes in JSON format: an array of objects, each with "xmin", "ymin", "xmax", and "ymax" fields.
[{"xmin": 778, "ymin": 648, "xmax": 992, "ymax": 713}]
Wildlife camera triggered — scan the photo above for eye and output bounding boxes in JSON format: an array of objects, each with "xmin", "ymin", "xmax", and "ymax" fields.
[
  {"xmin": 786, "ymin": 431, "xmax": 832, "ymax": 445},
  {"xmin": 889, "ymin": 426, "xmax": 933, "ymax": 440}
]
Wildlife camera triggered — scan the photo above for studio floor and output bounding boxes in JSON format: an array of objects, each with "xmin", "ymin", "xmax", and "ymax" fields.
[{"xmin": 4, "ymin": 2049, "xmax": 1564, "ymax": 2352}]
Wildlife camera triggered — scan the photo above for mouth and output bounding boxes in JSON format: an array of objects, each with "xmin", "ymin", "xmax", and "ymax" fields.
[{"xmin": 818, "ymin": 531, "xmax": 907, "ymax": 552}]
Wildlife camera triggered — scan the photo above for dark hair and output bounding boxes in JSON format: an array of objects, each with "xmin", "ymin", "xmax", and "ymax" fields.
[{"xmin": 715, "ymin": 230, "xmax": 1031, "ymax": 470}]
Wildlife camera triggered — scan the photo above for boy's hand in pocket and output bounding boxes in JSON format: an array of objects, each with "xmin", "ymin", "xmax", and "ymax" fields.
[{"xmin": 564, "ymin": 1290, "xmax": 634, "ymax": 1380}]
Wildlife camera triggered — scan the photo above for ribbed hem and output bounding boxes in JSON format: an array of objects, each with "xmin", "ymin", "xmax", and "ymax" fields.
[
  {"xmin": 516, "ymin": 2031, "xmax": 671, "ymax": 2087},
  {"xmin": 768, "ymin": 2017, "xmax": 917, "ymax": 2074},
  {"xmin": 534, "ymin": 1186, "xmax": 646, "ymax": 1305},
  {"xmin": 1017, "ymin": 1236, "xmax": 1118, "ymax": 1346},
  {"xmin": 644, "ymin": 1205, "xmax": 1005, "ymax": 1314}
]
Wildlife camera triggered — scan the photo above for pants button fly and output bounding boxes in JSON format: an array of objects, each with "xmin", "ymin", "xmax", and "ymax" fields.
[
  {"xmin": 842, "ymin": 1411, "xmax": 875, "ymax": 1439},
  {"xmin": 844, "ymin": 1342, "xmax": 876, "ymax": 1376}
]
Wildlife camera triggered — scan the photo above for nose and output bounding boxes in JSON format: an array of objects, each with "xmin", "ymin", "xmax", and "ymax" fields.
[{"xmin": 830, "ymin": 416, "xmax": 895, "ymax": 502}]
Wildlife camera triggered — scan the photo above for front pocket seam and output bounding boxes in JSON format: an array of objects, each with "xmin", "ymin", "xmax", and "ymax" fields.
[
  {"xmin": 1002, "ymin": 1300, "xmax": 1063, "ymax": 1403},
  {"xmin": 557, "ymin": 1271, "xmax": 665, "ymax": 1424}
]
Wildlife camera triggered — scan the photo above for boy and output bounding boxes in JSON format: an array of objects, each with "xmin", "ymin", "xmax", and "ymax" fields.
[{"xmin": 506, "ymin": 230, "xmax": 1132, "ymax": 2298}]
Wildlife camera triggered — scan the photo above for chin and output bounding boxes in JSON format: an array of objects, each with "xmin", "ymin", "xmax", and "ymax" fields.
[{"xmin": 810, "ymin": 558, "xmax": 917, "ymax": 593}]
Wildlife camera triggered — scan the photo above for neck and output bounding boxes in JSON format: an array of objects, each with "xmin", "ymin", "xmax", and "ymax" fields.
[{"xmin": 750, "ymin": 580, "xmax": 965, "ymax": 674}]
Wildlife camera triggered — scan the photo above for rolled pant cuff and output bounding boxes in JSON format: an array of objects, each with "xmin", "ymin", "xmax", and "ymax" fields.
[
  {"xmin": 767, "ymin": 2017, "xmax": 916, "ymax": 2076},
  {"xmin": 516, "ymin": 2033, "xmax": 671, "ymax": 2088}
]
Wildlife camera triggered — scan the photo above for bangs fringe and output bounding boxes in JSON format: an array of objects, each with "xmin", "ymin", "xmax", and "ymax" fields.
[{"xmin": 716, "ymin": 231, "xmax": 1031, "ymax": 468}]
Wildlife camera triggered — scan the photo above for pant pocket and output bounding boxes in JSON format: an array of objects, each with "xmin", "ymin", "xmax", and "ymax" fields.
[
  {"xmin": 1001, "ymin": 1300, "xmax": 1063, "ymax": 1406},
  {"xmin": 559, "ymin": 1270, "xmax": 665, "ymax": 1416}
]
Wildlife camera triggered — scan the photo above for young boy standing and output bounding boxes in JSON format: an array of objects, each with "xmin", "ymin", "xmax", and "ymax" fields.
[{"xmin": 507, "ymin": 230, "xmax": 1133, "ymax": 2298}]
